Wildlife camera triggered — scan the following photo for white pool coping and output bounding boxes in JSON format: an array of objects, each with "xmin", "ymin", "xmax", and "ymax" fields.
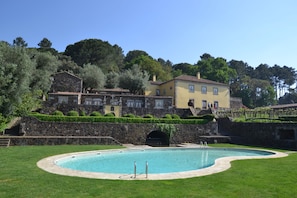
[{"xmin": 37, "ymin": 145, "xmax": 288, "ymax": 180}]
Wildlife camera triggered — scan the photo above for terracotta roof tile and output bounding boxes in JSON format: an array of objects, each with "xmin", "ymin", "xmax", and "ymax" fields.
[
  {"xmin": 149, "ymin": 81, "xmax": 163, "ymax": 85},
  {"xmin": 53, "ymin": 71, "xmax": 82, "ymax": 80},
  {"xmin": 162, "ymin": 75, "xmax": 228, "ymax": 86}
]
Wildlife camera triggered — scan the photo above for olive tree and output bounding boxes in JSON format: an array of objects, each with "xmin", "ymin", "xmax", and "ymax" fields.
[
  {"xmin": 80, "ymin": 63, "xmax": 105, "ymax": 91},
  {"xmin": 118, "ymin": 64, "xmax": 149, "ymax": 94}
]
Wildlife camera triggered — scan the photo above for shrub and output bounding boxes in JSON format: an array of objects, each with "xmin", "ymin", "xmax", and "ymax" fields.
[
  {"xmin": 104, "ymin": 113, "xmax": 115, "ymax": 117},
  {"xmin": 67, "ymin": 110, "xmax": 79, "ymax": 116},
  {"xmin": 143, "ymin": 114, "xmax": 154, "ymax": 118},
  {"xmin": 155, "ymin": 123, "xmax": 176, "ymax": 138},
  {"xmin": 52, "ymin": 110, "xmax": 64, "ymax": 116},
  {"xmin": 186, "ymin": 114, "xmax": 214, "ymax": 121},
  {"xmin": 90, "ymin": 111, "xmax": 102, "ymax": 117},
  {"xmin": 279, "ymin": 115, "xmax": 297, "ymax": 122},
  {"xmin": 0, "ymin": 113, "xmax": 7, "ymax": 133},
  {"xmin": 171, "ymin": 114, "xmax": 180, "ymax": 119},
  {"xmin": 200, "ymin": 114, "xmax": 215, "ymax": 121},
  {"xmin": 123, "ymin": 113, "xmax": 135, "ymax": 118},
  {"xmin": 79, "ymin": 110, "xmax": 86, "ymax": 116},
  {"xmin": 163, "ymin": 114, "xmax": 172, "ymax": 119}
]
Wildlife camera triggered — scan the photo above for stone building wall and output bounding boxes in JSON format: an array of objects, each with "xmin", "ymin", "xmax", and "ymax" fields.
[
  {"xmin": 50, "ymin": 72, "xmax": 82, "ymax": 93},
  {"xmin": 42, "ymin": 94, "xmax": 184, "ymax": 118},
  {"xmin": 230, "ymin": 97, "xmax": 243, "ymax": 109}
]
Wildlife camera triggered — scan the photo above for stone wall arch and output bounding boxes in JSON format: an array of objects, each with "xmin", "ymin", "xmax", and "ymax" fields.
[{"xmin": 145, "ymin": 130, "xmax": 169, "ymax": 147}]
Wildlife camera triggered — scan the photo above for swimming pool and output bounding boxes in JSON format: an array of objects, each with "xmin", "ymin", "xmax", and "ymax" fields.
[
  {"xmin": 37, "ymin": 146, "xmax": 287, "ymax": 180},
  {"xmin": 56, "ymin": 148, "xmax": 273, "ymax": 174}
]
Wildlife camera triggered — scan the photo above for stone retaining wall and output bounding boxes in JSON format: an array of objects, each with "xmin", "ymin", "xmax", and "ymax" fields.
[
  {"xmin": 6, "ymin": 117, "xmax": 297, "ymax": 150},
  {"xmin": 2, "ymin": 136, "xmax": 120, "ymax": 146},
  {"xmin": 11, "ymin": 117, "xmax": 218, "ymax": 145},
  {"xmin": 218, "ymin": 118, "xmax": 297, "ymax": 150}
]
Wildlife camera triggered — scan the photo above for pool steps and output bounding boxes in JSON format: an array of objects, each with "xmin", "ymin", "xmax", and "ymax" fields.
[{"xmin": 133, "ymin": 161, "xmax": 149, "ymax": 179}]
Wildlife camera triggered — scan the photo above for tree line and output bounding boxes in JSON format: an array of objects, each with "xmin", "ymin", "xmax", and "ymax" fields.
[{"xmin": 0, "ymin": 36, "xmax": 297, "ymax": 129}]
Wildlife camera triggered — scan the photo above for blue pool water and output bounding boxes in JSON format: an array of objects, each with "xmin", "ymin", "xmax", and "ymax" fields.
[{"xmin": 56, "ymin": 148, "xmax": 273, "ymax": 174}]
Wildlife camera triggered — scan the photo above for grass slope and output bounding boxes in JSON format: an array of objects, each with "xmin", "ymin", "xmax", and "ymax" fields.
[{"xmin": 0, "ymin": 145, "xmax": 296, "ymax": 198}]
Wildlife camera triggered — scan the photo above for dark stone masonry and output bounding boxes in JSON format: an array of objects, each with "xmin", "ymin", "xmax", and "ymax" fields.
[
  {"xmin": 5, "ymin": 117, "xmax": 218, "ymax": 146},
  {"xmin": 218, "ymin": 118, "xmax": 297, "ymax": 150},
  {"xmin": 4, "ymin": 117, "xmax": 297, "ymax": 150}
]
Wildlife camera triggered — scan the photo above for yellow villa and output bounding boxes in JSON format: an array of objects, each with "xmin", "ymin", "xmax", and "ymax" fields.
[{"xmin": 146, "ymin": 73, "xmax": 230, "ymax": 110}]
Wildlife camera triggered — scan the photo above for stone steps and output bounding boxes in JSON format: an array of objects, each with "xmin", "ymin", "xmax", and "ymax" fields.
[
  {"xmin": 3, "ymin": 136, "xmax": 122, "ymax": 146},
  {"xmin": 0, "ymin": 138, "xmax": 10, "ymax": 147},
  {"xmin": 189, "ymin": 106, "xmax": 197, "ymax": 116}
]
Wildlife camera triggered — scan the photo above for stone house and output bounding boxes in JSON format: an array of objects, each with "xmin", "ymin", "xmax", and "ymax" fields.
[
  {"xmin": 45, "ymin": 92, "xmax": 174, "ymax": 117},
  {"xmin": 50, "ymin": 71, "xmax": 83, "ymax": 93},
  {"xmin": 44, "ymin": 72, "xmax": 175, "ymax": 117}
]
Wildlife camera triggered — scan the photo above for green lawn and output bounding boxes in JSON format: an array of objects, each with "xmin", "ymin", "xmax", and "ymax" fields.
[{"xmin": 0, "ymin": 144, "xmax": 296, "ymax": 198}]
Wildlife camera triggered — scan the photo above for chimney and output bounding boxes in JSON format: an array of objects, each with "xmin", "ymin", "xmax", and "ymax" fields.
[
  {"xmin": 197, "ymin": 72, "xmax": 200, "ymax": 79},
  {"xmin": 152, "ymin": 75, "xmax": 157, "ymax": 82}
]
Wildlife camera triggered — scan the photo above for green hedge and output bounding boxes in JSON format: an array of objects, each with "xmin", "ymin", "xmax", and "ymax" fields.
[
  {"xmin": 186, "ymin": 114, "xmax": 215, "ymax": 120},
  {"xmin": 29, "ymin": 114, "xmax": 211, "ymax": 124},
  {"xmin": 278, "ymin": 115, "xmax": 297, "ymax": 122}
]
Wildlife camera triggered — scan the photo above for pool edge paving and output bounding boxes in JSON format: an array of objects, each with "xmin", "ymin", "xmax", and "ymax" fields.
[{"xmin": 37, "ymin": 145, "xmax": 288, "ymax": 180}]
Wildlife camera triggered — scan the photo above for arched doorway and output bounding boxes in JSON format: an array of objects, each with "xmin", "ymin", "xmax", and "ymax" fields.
[{"xmin": 145, "ymin": 130, "xmax": 169, "ymax": 147}]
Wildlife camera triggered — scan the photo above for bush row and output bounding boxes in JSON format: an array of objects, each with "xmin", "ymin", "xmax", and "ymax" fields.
[
  {"xmin": 50, "ymin": 111, "xmax": 182, "ymax": 120},
  {"xmin": 29, "ymin": 113, "xmax": 214, "ymax": 124},
  {"xmin": 278, "ymin": 115, "xmax": 297, "ymax": 122}
]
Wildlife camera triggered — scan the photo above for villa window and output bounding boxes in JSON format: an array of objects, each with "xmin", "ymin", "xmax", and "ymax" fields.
[
  {"xmin": 85, "ymin": 98, "xmax": 102, "ymax": 105},
  {"xmin": 213, "ymin": 87, "xmax": 218, "ymax": 95},
  {"xmin": 202, "ymin": 100, "xmax": 207, "ymax": 109},
  {"xmin": 201, "ymin": 86, "xmax": 207, "ymax": 94},
  {"xmin": 127, "ymin": 100, "xmax": 134, "ymax": 107},
  {"xmin": 189, "ymin": 84, "xmax": 195, "ymax": 93},
  {"xmin": 155, "ymin": 99, "xmax": 164, "ymax": 109},
  {"xmin": 127, "ymin": 100, "xmax": 142, "ymax": 108},
  {"xmin": 58, "ymin": 96, "xmax": 68, "ymax": 104},
  {"xmin": 84, "ymin": 98, "xmax": 92, "ymax": 105},
  {"xmin": 135, "ymin": 100, "xmax": 142, "ymax": 108},
  {"xmin": 93, "ymin": 98, "xmax": 102, "ymax": 105},
  {"xmin": 156, "ymin": 89, "xmax": 160, "ymax": 96},
  {"xmin": 214, "ymin": 101, "xmax": 219, "ymax": 109}
]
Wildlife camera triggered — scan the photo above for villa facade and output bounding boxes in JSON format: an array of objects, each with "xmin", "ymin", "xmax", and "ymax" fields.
[{"xmin": 146, "ymin": 73, "xmax": 230, "ymax": 110}]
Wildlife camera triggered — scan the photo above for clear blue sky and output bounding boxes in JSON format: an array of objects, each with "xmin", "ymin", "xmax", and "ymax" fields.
[{"xmin": 1, "ymin": 0, "xmax": 297, "ymax": 68}]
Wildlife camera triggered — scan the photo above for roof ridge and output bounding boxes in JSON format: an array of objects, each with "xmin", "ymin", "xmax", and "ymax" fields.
[{"xmin": 166, "ymin": 74, "xmax": 228, "ymax": 86}]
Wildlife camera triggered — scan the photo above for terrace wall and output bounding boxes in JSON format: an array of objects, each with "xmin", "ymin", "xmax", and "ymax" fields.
[
  {"xmin": 8, "ymin": 117, "xmax": 218, "ymax": 146},
  {"xmin": 218, "ymin": 118, "xmax": 297, "ymax": 150},
  {"xmin": 6, "ymin": 117, "xmax": 297, "ymax": 150}
]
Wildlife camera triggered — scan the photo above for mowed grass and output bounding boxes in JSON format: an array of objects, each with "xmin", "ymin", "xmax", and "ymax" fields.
[{"xmin": 0, "ymin": 144, "xmax": 297, "ymax": 198}]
